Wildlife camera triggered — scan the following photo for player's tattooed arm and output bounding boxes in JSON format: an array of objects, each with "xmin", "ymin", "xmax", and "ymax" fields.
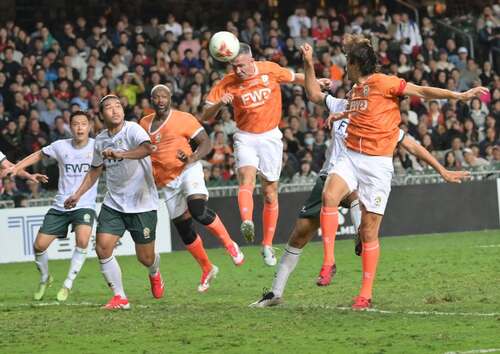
[
  {"xmin": 300, "ymin": 43, "xmax": 326, "ymax": 105},
  {"xmin": 400, "ymin": 134, "xmax": 470, "ymax": 183},
  {"xmin": 64, "ymin": 165, "xmax": 103, "ymax": 209},
  {"xmin": 177, "ymin": 130, "xmax": 211, "ymax": 164}
]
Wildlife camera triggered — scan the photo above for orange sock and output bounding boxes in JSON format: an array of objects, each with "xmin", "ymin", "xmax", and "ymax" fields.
[
  {"xmin": 359, "ymin": 240, "xmax": 380, "ymax": 299},
  {"xmin": 185, "ymin": 235, "xmax": 212, "ymax": 273},
  {"xmin": 320, "ymin": 206, "xmax": 338, "ymax": 266},
  {"xmin": 262, "ymin": 201, "xmax": 279, "ymax": 246},
  {"xmin": 237, "ymin": 185, "xmax": 254, "ymax": 222},
  {"xmin": 205, "ymin": 215, "xmax": 233, "ymax": 248}
]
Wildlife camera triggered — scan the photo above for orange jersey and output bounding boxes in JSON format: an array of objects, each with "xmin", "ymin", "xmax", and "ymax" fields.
[
  {"xmin": 140, "ymin": 110, "xmax": 204, "ymax": 187},
  {"xmin": 206, "ymin": 61, "xmax": 295, "ymax": 133},
  {"xmin": 345, "ymin": 73, "xmax": 406, "ymax": 156}
]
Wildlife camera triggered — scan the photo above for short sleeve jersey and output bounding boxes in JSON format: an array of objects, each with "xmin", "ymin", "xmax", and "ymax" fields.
[
  {"xmin": 42, "ymin": 139, "xmax": 97, "ymax": 210},
  {"xmin": 206, "ymin": 61, "xmax": 295, "ymax": 134},
  {"xmin": 92, "ymin": 121, "xmax": 159, "ymax": 213},
  {"xmin": 140, "ymin": 110, "xmax": 204, "ymax": 187},
  {"xmin": 345, "ymin": 73, "xmax": 406, "ymax": 156}
]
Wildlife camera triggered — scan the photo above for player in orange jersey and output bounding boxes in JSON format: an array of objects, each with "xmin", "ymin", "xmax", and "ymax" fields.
[
  {"xmin": 140, "ymin": 84, "xmax": 244, "ymax": 293},
  {"xmin": 202, "ymin": 43, "xmax": 327, "ymax": 266},
  {"xmin": 321, "ymin": 35, "xmax": 488, "ymax": 310}
]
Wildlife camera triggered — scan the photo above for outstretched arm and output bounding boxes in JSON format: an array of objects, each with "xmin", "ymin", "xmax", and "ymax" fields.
[
  {"xmin": 1, "ymin": 151, "xmax": 48, "ymax": 183},
  {"xmin": 403, "ymin": 83, "xmax": 489, "ymax": 101},
  {"xmin": 400, "ymin": 135, "xmax": 470, "ymax": 183}
]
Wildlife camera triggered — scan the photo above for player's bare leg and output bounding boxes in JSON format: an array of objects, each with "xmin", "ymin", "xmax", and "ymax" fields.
[
  {"xmin": 96, "ymin": 233, "xmax": 130, "ymax": 309},
  {"xmin": 135, "ymin": 241, "xmax": 164, "ymax": 299},
  {"xmin": 341, "ymin": 191, "xmax": 362, "ymax": 255},
  {"xmin": 33, "ymin": 233, "xmax": 56, "ymax": 300},
  {"xmin": 187, "ymin": 194, "xmax": 244, "ymax": 266},
  {"xmin": 260, "ymin": 177, "xmax": 279, "ymax": 266},
  {"xmin": 250, "ymin": 217, "xmax": 318, "ymax": 307},
  {"xmin": 352, "ymin": 205, "xmax": 382, "ymax": 310},
  {"xmin": 317, "ymin": 174, "xmax": 350, "ymax": 286},
  {"xmin": 56, "ymin": 225, "xmax": 91, "ymax": 302},
  {"xmin": 237, "ymin": 166, "xmax": 257, "ymax": 243}
]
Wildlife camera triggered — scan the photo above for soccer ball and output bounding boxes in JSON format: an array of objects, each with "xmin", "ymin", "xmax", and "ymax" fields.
[{"xmin": 209, "ymin": 31, "xmax": 240, "ymax": 62}]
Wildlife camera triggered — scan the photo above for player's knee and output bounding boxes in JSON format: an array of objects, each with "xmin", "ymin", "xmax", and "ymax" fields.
[
  {"xmin": 173, "ymin": 217, "xmax": 197, "ymax": 245},
  {"xmin": 263, "ymin": 191, "xmax": 277, "ymax": 205},
  {"xmin": 95, "ymin": 243, "xmax": 113, "ymax": 259},
  {"xmin": 359, "ymin": 224, "xmax": 378, "ymax": 242},
  {"xmin": 137, "ymin": 252, "xmax": 155, "ymax": 267},
  {"xmin": 33, "ymin": 242, "xmax": 47, "ymax": 254},
  {"xmin": 75, "ymin": 237, "xmax": 90, "ymax": 249},
  {"xmin": 187, "ymin": 199, "xmax": 215, "ymax": 226},
  {"xmin": 322, "ymin": 189, "xmax": 340, "ymax": 207}
]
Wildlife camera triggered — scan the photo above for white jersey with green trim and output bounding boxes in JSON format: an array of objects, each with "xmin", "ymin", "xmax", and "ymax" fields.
[
  {"xmin": 42, "ymin": 139, "xmax": 97, "ymax": 211},
  {"xmin": 92, "ymin": 121, "xmax": 158, "ymax": 213},
  {"xmin": 319, "ymin": 94, "xmax": 404, "ymax": 177}
]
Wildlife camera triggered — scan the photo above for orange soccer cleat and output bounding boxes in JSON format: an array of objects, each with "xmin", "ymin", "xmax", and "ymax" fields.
[{"xmin": 149, "ymin": 272, "xmax": 165, "ymax": 299}]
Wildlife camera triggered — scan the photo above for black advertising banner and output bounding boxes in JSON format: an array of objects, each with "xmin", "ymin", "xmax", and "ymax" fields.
[{"xmin": 170, "ymin": 180, "xmax": 500, "ymax": 251}]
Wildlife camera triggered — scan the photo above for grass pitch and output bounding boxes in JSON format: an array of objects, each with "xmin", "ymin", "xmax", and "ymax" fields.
[{"xmin": 1, "ymin": 230, "xmax": 499, "ymax": 354}]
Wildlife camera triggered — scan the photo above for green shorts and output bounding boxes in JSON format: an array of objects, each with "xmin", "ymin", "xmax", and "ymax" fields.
[
  {"xmin": 96, "ymin": 204, "xmax": 157, "ymax": 244},
  {"xmin": 298, "ymin": 176, "xmax": 325, "ymax": 219},
  {"xmin": 39, "ymin": 208, "xmax": 96, "ymax": 238}
]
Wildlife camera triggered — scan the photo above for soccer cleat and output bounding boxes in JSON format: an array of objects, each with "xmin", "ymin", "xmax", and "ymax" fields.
[
  {"xmin": 226, "ymin": 241, "xmax": 245, "ymax": 266},
  {"xmin": 102, "ymin": 295, "xmax": 130, "ymax": 310},
  {"xmin": 33, "ymin": 275, "xmax": 53, "ymax": 301},
  {"xmin": 56, "ymin": 287, "xmax": 70, "ymax": 302},
  {"xmin": 354, "ymin": 232, "xmax": 362, "ymax": 256},
  {"xmin": 197, "ymin": 265, "xmax": 219, "ymax": 293},
  {"xmin": 352, "ymin": 296, "xmax": 372, "ymax": 310},
  {"xmin": 240, "ymin": 220, "xmax": 255, "ymax": 243},
  {"xmin": 249, "ymin": 291, "xmax": 283, "ymax": 308},
  {"xmin": 316, "ymin": 264, "xmax": 337, "ymax": 286},
  {"xmin": 149, "ymin": 272, "xmax": 165, "ymax": 299},
  {"xmin": 261, "ymin": 246, "xmax": 277, "ymax": 266}
]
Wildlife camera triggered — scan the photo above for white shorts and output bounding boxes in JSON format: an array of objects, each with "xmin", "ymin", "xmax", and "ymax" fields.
[
  {"xmin": 233, "ymin": 128, "xmax": 283, "ymax": 182},
  {"xmin": 329, "ymin": 149, "xmax": 393, "ymax": 215},
  {"xmin": 160, "ymin": 162, "xmax": 208, "ymax": 220}
]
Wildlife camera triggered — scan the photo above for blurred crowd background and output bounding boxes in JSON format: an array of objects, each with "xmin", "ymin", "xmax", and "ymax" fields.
[{"xmin": 0, "ymin": 0, "xmax": 499, "ymax": 206}]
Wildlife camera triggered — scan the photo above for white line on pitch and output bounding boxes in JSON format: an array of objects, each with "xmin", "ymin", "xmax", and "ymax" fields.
[
  {"xmin": 476, "ymin": 244, "xmax": 500, "ymax": 248},
  {"xmin": 444, "ymin": 349, "xmax": 500, "ymax": 354},
  {"xmin": 292, "ymin": 305, "xmax": 500, "ymax": 317}
]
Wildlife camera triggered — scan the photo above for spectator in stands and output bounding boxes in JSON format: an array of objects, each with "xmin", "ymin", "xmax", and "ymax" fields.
[
  {"xmin": 480, "ymin": 127, "xmax": 499, "ymax": 156},
  {"xmin": 0, "ymin": 176, "xmax": 19, "ymax": 201},
  {"xmin": 395, "ymin": 13, "xmax": 422, "ymax": 56},
  {"xmin": 287, "ymin": 7, "xmax": 311, "ymax": 38},
  {"xmin": 50, "ymin": 116, "xmax": 71, "ymax": 141},
  {"xmin": 463, "ymin": 147, "xmax": 489, "ymax": 168},
  {"xmin": 444, "ymin": 151, "xmax": 461, "ymax": 170},
  {"xmin": 39, "ymin": 98, "xmax": 62, "ymax": 129},
  {"xmin": 292, "ymin": 160, "xmax": 317, "ymax": 184}
]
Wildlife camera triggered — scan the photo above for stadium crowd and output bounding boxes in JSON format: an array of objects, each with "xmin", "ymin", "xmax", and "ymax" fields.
[{"xmin": 0, "ymin": 2, "xmax": 499, "ymax": 205}]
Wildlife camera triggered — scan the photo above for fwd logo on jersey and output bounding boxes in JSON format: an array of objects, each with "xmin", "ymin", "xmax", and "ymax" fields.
[
  {"xmin": 240, "ymin": 88, "xmax": 272, "ymax": 107},
  {"xmin": 64, "ymin": 163, "xmax": 91, "ymax": 174}
]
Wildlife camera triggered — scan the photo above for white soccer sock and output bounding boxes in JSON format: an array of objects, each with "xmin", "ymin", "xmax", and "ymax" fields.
[
  {"xmin": 271, "ymin": 244, "xmax": 303, "ymax": 297},
  {"xmin": 350, "ymin": 199, "xmax": 361, "ymax": 233},
  {"xmin": 148, "ymin": 253, "xmax": 160, "ymax": 276},
  {"xmin": 35, "ymin": 250, "xmax": 50, "ymax": 283},
  {"xmin": 99, "ymin": 256, "xmax": 126, "ymax": 298},
  {"xmin": 63, "ymin": 247, "xmax": 87, "ymax": 289}
]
